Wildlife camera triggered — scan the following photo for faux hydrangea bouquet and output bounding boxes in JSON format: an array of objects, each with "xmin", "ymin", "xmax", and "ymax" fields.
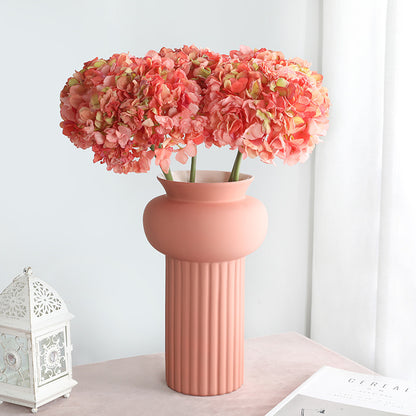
[{"xmin": 60, "ymin": 46, "xmax": 330, "ymax": 182}]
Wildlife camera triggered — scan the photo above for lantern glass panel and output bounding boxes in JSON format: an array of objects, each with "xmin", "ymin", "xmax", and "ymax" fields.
[
  {"xmin": 37, "ymin": 329, "xmax": 67, "ymax": 386},
  {"xmin": 0, "ymin": 333, "xmax": 30, "ymax": 387}
]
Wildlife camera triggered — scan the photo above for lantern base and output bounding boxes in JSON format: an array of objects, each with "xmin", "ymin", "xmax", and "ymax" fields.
[{"xmin": 0, "ymin": 377, "xmax": 77, "ymax": 411}]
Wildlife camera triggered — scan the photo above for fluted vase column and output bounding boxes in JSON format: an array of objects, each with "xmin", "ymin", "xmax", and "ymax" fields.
[
  {"xmin": 165, "ymin": 257, "xmax": 244, "ymax": 395},
  {"xmin": 143, "ymin": 171, "xmax": 267, "ymax": 396}
]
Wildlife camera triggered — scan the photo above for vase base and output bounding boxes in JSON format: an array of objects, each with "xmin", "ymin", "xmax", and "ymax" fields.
[{"xmin": 166, "ymin": 380, "xmax": 243, "ymax": 396}]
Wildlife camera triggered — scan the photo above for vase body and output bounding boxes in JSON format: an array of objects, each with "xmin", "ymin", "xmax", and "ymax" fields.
[{"xmin": 143, "ymin": 171, "xmax": 268, "ymax": 396}]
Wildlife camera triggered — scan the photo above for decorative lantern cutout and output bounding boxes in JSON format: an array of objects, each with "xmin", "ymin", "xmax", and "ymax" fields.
[{"xmin": 0, "ymin": 267, "xmax": 76, "ymax": 413}]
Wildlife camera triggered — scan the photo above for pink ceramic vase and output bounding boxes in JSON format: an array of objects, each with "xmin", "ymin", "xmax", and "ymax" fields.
[{"xmin": 143, "ymin": 171, "xmax": 268, "ymax": 396}]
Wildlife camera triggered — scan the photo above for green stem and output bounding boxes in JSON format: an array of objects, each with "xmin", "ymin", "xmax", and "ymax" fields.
[
  {"xmin": 162, "ymin": 168, "xmax": 173, "ymax": 181},
  {"xmin": 189, "ymin": 155, "xmax": 197, "ymax": 183},
  {"xmin": 228, "ymin": 162, "xmax": 236, "ymax": 182},
  {"xmin": 228, "ymin": 151, "xmax": 243, "ymax": 182}
]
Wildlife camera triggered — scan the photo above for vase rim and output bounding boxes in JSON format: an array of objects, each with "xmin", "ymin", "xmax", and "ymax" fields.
[
  {"xmin": 157, "ymin": 170, "xmax": 254, "ymax": 202},
  {"xmin": 157, "ymin": 170, "xmax": 253, "ymax": 184}
]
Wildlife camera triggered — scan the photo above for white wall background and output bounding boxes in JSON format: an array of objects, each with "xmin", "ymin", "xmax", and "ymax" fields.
[{"xmin": 0, "ymin": 0, "xmax": 321, "ymax": 365}]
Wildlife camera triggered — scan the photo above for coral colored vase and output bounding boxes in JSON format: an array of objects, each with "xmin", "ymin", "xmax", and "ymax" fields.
[{"xmin": 143, "ymin": 171, "xmax": 268, "ymax": 396}]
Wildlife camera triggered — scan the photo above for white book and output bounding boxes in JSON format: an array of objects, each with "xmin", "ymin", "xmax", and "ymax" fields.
[{"xmin": 265, "ymin": 366, "xmax": 416, "ymax": 416}]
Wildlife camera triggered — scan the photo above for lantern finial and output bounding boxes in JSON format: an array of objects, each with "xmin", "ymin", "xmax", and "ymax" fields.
[{"xmin": 23, "ymin": 266, "xmax": 33, "ymax": 276}]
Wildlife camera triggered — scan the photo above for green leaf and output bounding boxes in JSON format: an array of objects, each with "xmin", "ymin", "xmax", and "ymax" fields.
[
  {"xmin": 276, "ymin": 78, "xmax": 289, "ymax": 88},
  {"xmin": 249, "ymin": 80, "xmax": 261, "ymax": 99},
  {"xmin": 198, "ymin": 67, "xmax": 211, "ymax": 78},
  {"xmin": 68, "ymin": 78, "xmax": 79, "ymax": 87},
  {"xmin": 93, "ymin": 59, "xmax": 106, "ymax": 68}
]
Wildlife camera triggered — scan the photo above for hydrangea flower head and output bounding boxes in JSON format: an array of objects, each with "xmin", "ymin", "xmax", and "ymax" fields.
[
  {"xmin": 203, "ymin": 46, "xmax": 330, "ymax": 165},
  {"xmin": 60, "ymin": 52, "xmax": 205, "ymax": 173}
]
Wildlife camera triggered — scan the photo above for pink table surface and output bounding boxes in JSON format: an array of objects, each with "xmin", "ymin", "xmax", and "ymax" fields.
[{"xmin": 0, "ymin": 333, "xmax": 372, "ymax": 415}]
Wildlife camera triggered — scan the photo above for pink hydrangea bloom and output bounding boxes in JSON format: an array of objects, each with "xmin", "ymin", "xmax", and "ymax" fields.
[
  {"xmin": 203, "ymin": 46, "xmax": 330, "ymax": 165},
  {"xmin": 60, "ymin": 52, "xmax": 205, "ymax": 173}
]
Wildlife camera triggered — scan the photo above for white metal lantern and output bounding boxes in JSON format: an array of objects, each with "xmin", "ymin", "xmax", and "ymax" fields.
[{"xmin": 0, "ymin": 267, "xmax": 76, "ymax": 413}]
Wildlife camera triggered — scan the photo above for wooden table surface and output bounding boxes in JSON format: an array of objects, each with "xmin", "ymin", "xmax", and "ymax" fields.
[{"xmin": 0, "ymin": 333, "xmax": 372, "ymax": 415}]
